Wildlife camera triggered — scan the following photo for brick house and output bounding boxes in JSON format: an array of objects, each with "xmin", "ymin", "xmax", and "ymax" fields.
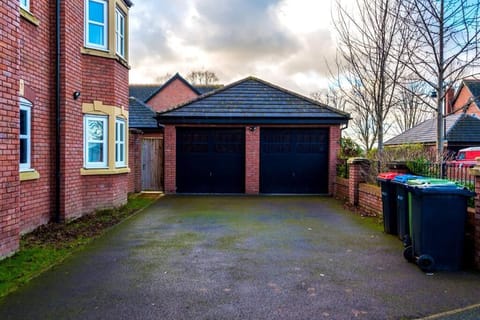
[
  {"xmin": 156, "ymin": 77, "xmax": 350, "ymax": 195},
  {"xmin": 385, "ymin": 79, "xmax": 480, "ymax": 154},
  {"xmin": 128, "ymin": 73, "xmax": 219, "ymax": 191},
  {"xmin": 447, "ymin": 79, "xmax": 480, "ymax": 116},
  {"xmin": 0, "ymin": 0, "xmax": 133, "ymax": 258}
]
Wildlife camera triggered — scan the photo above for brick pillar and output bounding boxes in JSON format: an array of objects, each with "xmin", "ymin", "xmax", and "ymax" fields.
[
  {"xmin": 347, "ymin": 158, "xmax": 370, "ymax": 206},
  {"xmin": 245, "ymin": 126, "xmax": 260, "ymax": 194},
  {"xmin": 469, "ymin": 161, "xmax": 480, "ymax": 268},
  {"xmin": 329, "ymin": 126, "xmax": 341, "ymax": 195},
  {"xmin": 164, "ymin": 125, "xmax": 176, "ymax": 194},
  {"xmin": 128, "ymin": 129, "xmax": 143, "ymax": 193}
]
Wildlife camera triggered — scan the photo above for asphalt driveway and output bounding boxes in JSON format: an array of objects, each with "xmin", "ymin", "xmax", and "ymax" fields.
[{"xmin": 1, "ymin": 196, "xmax": 480, "ymax": 319}]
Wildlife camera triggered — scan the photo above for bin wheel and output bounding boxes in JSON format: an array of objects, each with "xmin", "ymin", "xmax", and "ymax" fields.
[
  {"xmin": 417, "ymin": 254, "xmax": 435, "ymax": 273},
  {"xmin": 402, "ymin": 235, "xmax": 412, "ymax": 248},
  {"xmin": 403, "ymin": 246, "xmax": 414, "ymax": 263}
]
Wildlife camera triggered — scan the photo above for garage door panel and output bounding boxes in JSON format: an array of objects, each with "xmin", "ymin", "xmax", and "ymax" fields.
[
  {"xmin": 177, "ymin": 128, "xmax": 245, "ymax": 193},
  {"xmin": 260, "ymin": 128, "xmax": 328, "ymax": 194}
]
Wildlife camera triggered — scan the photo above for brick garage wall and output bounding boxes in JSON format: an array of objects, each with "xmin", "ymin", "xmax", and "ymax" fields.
[
  {"xmin": 245, "ymin": 126, "xmax": 260, "ymax": 194},
  {"xmin": 0, "ymin": 1, "xmax": 21, "ymax": 257},
  {"xmin": 334, "ymin": 177, "xmax": 349, "ymax": 201},
  {"xmin": 163, "ymin": 126, "xmax": 177, "ymax": 193},
  {"xmin": 18, "ymin": 1, "xmax": 55, "ymax": 233},
  {"xmin": 147, "ymin": 79, "xmax": 199, "ymax": 113},
  {"xmin": 358, "ymin": 183, "xmax": 382, "ymax": 217},
  {"xmin": 329, "ymin": 126, "xmax": 341, "ymax": 195}
]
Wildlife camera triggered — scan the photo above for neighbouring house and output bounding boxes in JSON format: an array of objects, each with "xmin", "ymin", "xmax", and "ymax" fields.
[
  {"xmin": 384, "ymin": 113, "xmax": 480, "ymax": 154},
  {"xmin": 0, "ymin": 0, "xmax": 133, "ymax": 259},
  {"xmin": 156, "ymin": 76, "xmax": 350, "ymax": 195},
  {"xmin": 446, "ymin": 79, "xmax": 480, "ymax": 116},
  {"xmin": 386, "ymin": 78, "xmax": 480, "ymax": 155},
  {"xmin": 128, "ymin": 73, "xmax": 220, "ymax": 191}
]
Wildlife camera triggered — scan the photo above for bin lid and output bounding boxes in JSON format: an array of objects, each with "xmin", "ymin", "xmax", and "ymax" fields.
[
  {"xmin": 392, "ymin": 174, "xmax": 425, "ymax": 184},
  {"xmin": 377, "ymin": 172, "xmax": 400, "ymax": 181},
  {"xmin": 410, "ymin": 184, "xmax": 475, "ymax": 196},
  {"xmin": 406, "ymin": 178, "xmax": 457, "ymax": 186}
]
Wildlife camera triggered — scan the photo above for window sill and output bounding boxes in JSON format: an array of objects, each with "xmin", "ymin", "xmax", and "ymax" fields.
[
  {"xmin": 20, "ymin": 7, "xmax": 40, "ymax": 26},
  {"xmin": 80, "ymin": 167, "xmax": 131, "ymax": 176},
  {"xmin": 81, "ymin": 47, "xmax": 130, "ymax": 69},
  {"xmin": 20, "ymin": 169, "xmax": 40, "ymax": 181}
]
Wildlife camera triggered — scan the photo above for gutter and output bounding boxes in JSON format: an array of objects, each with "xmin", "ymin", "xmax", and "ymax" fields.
[{"xmin": 54, "ymin": 0, "xmax": 61, "ymax": 223}]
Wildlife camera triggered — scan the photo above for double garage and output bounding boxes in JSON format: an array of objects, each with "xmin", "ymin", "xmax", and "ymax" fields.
[{"xmin": 157, "ymin": 77, "xmax": 349, "ymax": 195}]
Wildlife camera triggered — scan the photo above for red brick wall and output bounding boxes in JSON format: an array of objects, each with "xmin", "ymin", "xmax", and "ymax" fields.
[
  {"xmin": 453, "ymin": 85, "xmax": 480, "ymax": 116},
  {"xmin": 329, "ymin": 126, "xmax": 341, "ymax": 195},
  {"xmin": 128, "ymin": 130, "xmax": 143, "ymax": 193},
  {"xmin": 18, "ymin": 1, "xmax": 55, "ymax": 233},
  {"xmin": 147, "ymin": 79, "xmax": 199, "ymax": 113},
  {"xmin": 358, "ymin": 183, "xmax": 382, "ymax": 217},
  {"xmin": 0, "ymin": 1, "xmax": 21, "ymax": 257},
  {"xmin": 164, "ymin": 126, "xmax": 177, "ymax": 193},
  {"xmin": 334, "ymin": 177, "xmax": 349, "ymax": 201},
  {"xmin": 245, "ymin": 127, "xmax": 260, "ymax": 194}
]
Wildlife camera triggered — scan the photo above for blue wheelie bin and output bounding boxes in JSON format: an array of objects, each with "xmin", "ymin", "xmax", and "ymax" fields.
[
  {"xmin": 391, "ymin": 175, "xmax": 425, "ymax": 242},
  {"xmin": 377, "ymin": 172, "xmax": 401, "ymax": 235},
  {"xmin": 405, "ymin": 179, "xmax": 474, "ymax": 272}
]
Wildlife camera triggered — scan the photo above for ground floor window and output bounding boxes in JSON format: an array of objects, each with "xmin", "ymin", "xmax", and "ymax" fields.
[
  {"xmin": 84, "ymin": 115, "xmax": 108, "ymax": 168},
  {"xmin": 115, "ymin": 118, "xmax": 126, "ymax": 167},
  {"xmin": 20, "ymin": 98, "xmax": 32, "ymax": 171}
]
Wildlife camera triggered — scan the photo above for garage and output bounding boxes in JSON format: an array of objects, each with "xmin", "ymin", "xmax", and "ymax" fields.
[
  {"xmin": 260, "ymin": 128, "xmax": 329, "ymax": 194},
  {"xmin": 157, "ymin": 76, "xmax": 350, "ymax": 195},
  {"xmin": 176, "ymin": 127, "xmax": 245, "ymax": 193}
]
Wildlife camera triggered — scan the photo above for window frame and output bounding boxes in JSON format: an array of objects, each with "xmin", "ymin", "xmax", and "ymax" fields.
[
  {"xmin": 115, "ymin": 117, "xmax": 126, "ymax": 167},
  {"xmin": 115, "ymin": 7, "xmax": 126, "ymax": 58},
  {"xmin": 85, "ymin": 0, "xmax": 108, "ymax": 51},
  {"xmin": 84, "ymin": 115, "xmax": 108, "ymax": 169},
  {"xmin": 19, "ymin": 98, "xmax": 32, "ymax": 172},
  {"xmin": 20, "ymin": 0, "xmax": 30, "ymax": 11}
]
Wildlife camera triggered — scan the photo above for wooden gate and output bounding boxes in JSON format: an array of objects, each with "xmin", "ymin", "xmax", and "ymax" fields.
[{"xmin": 141, "ymin": 137, "xmax": 164, "ymax": 191}]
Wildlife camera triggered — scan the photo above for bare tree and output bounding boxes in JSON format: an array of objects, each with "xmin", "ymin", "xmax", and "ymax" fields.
[
  {"xmin": 187, "ymin": 70, "xmax": 219, "ymax": 85},
  {"xmin": 392, "ymin": 79, "xmax": 433, "ymax": 134},
  {"xmin": 155, "ymin": 73, "xmax": 173, "ymax": 84},
  {"xmin": 310, "ymin": 87, "xmax": 348, "ymax": 112},
  {"xmin": 332, "ymin": 0, "xmax": 407, "ymax": 152},
  {"xmin": 398, "ymin": 0, "xmax": 480, "ymax": 161}
]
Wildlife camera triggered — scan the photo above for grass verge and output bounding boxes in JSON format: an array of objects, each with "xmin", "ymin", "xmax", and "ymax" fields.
[{"xmin": 0, "ymin": 193, "xmax": 160, "ymax": 299}]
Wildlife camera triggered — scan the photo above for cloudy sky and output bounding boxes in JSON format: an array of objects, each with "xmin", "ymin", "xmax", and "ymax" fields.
[{"xmin": 129, "ymin": 0, "xmax": 337, "ymax": 95}]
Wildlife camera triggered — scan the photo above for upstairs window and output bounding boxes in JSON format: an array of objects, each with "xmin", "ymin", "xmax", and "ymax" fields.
[
  {"xmin": 20, "ymin": 0, "xmax": 30, "ymax": 11},
  {"xmin": 115, "ymin": 8, "xmax": 125, "ymax": 58},
  {"xmin": 115, "ymin": 118, "xmax": 126, "ymax": 167},
  {"xmin": 20, "ymin": 98, "xmax": 32, "ymax": 171},
  {"xmin": 85, "ymin": 0, "xmax": 108, "ymax": 50},
  {"xmin": 84, "ymin": 115, "xmax": 108, "ymax": 168}
]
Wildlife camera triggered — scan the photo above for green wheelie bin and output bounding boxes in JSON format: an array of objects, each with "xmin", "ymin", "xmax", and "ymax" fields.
[{"xmin": 404, "ymin": 179, "xmax": 474, "ymax": 272}]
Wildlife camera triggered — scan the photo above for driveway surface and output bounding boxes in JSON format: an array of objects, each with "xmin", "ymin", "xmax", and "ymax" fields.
[{"xmin": 1, "ymin": 196, "xmax": 480, "ymax": 319}]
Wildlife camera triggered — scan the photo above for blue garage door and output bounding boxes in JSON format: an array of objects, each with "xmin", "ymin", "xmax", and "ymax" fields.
[
  {"xmin": 176, "ymin": 128, "xmax": 245, "ymax": 193},
  {"xmin": 260, "ymin": 128, "xmax": 329, "ymax": 194}
]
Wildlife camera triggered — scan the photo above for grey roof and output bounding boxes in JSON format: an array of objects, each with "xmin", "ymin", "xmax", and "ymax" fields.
[
  {"xmin": 129, "ymin": 85, "xmax": 161, "ymax": 102},
  {"xmin": 157, "ymin": 77, "xmax": 350, "ymax": 125},
  {"xmin": 128, "ymin": 97, "xmax": 158, "ymax": 129},
  {"xmin": 385, "ymin": 113, "xmax": 480, "ymax": 145}
]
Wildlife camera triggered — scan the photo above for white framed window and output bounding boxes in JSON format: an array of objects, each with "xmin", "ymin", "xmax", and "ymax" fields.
[
  {"xmin": 20, "ymin": 0, "xmax": 30, "ymax": 11},
  {"xmin": 84, "ymin": 115, "xmax": 108, "ymax": 168},
  {"xmin": 20, "ymin": 98, "xmax": 32, "ymax": 171},
  {"xmin": 85, "ymin": 0, "xmax": 108, "ymax": 50},
  {"xmin": 115, "ymin": 118, "xmax": 126, "ymax": 167},
  {"xmin": 115, "ymin": 7, "xmax": 125, "ymax": 58}
]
